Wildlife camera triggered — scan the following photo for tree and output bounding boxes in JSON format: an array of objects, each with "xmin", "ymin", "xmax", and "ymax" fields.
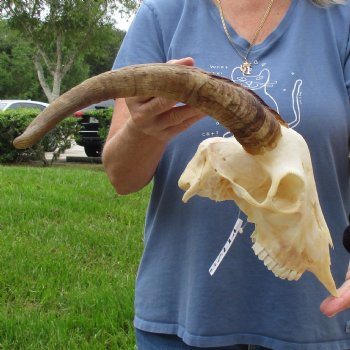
[
  {"xmin": 0, "ymin": 0, "xmax": 139, "ymax": 102},
  {"xmin": 84, "ymin": 25, "xmax": 126, "ymax": 77},
  {"xmin": 0, "ymin": 18, "xmax": 126, "ymax": 101},
  {"xmin": 0, "ymin": 19, "xmax": 44, "ymax": 100}
]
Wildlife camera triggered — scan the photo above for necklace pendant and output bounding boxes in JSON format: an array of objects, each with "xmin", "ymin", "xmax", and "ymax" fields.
[{"xmin": 240, "ymin": 61, "xmax": 252, "ymax": 75}]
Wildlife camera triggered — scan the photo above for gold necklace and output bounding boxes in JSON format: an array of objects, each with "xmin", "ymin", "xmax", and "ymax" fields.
[{"xmin": 216, "ymin": 0, "xmax": 275, "ymax": 75}]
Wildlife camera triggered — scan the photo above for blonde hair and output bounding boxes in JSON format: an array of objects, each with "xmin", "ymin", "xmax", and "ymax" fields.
[{"xmin": 312, "ymin": 0, "xmax": 345, "ymax": 5}]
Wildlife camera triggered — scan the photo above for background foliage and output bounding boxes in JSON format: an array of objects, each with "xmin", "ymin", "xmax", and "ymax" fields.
[
  {"xmin": 0, "ymin": 20, "xmax": 41, "ymax": 100},
  {"xmin": 0, "ymin": 0, "xmax": 138, "ymax": 102},
  {"xmin": 0, "ymin": 18, "xmax": 126, "ymax": 102},
  {"xmin": 0, "ymin": 108, "xmax": 79, "ymax": 165}
]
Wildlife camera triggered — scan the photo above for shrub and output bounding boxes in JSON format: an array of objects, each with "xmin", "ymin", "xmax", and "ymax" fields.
[
  {"xmin": 95, "ymin": 108, "xmax": 113, "ymax": 142},
  {"xmin": 0, "ymin": 108, "xmax": 80, "ymax": 165},
  {"xmin": 74, "ymin": 107, "xmax": 113, "ymax": 145}
]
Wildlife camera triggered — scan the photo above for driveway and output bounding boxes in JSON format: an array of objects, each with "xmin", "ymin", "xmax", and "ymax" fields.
[{"xmin": 45, "ymin": 142, "xmax": 87, "ymax": 161}]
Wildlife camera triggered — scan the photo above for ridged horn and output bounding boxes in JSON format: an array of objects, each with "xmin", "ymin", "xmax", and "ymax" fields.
[{"xmin": 13, "ymin": 63, "xmax": 287, "ymax": 154}]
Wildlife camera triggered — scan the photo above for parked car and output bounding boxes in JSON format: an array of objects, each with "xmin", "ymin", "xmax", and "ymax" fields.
[
  {"xmin": 74, "ymin": 99, "xmax": 114, "ymax": 157},
  {"xmin": 0, "ymin": 99, "xmax": 48, "ymax": 111},
  {"xmin": 0, "ymin": 99, "xmax": 53, "ymax": 150}
]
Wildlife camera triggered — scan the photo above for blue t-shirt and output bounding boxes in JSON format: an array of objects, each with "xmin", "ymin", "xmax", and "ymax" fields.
[{"xmin": 113, "ymin": 0, "xmax": 350, "ymax": 348}]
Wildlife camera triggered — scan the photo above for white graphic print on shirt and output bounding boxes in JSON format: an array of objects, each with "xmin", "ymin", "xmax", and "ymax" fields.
[{"xmin": 204, "ymin": 61, "xmax": 303, "ymax": 138}]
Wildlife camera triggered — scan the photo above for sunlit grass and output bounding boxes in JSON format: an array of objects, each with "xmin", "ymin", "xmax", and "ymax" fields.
[{"xmin": 0, "ymin": 165, "xmax": 150, "ymax": 349}]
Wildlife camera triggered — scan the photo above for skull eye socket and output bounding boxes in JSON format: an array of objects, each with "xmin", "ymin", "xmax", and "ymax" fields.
[
  {"xmin": 272, "ymin": 173, "xmax": 304, "ymax": 212},
  {"xmin": 234, "ymin": 175, "xmax": 272, "ymax": 205}
]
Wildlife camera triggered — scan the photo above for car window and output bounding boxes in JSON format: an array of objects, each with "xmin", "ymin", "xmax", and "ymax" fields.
[
  {"xmin": 80, "ymin": 99, "xmax": 115, "ymax": 112},
  {"xmin": 8, "ymin": 103, "xmax": 23, "ymax": 109},
  {"xmin": 20, "ymin": 102, "xmax": 46, "ymax": 110},
  {"xmin": 37, "ymin": 104, "xmax": 47, "ymax": 110},
  {"xmin": 0, "ymin": 101, "xmax": 48, "ymax": 111}
]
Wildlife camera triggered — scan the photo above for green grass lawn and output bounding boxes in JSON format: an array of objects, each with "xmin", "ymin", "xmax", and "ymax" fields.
[{"xmin": 0, "ymin": 164, "xmax": 150, "ymax": 349}]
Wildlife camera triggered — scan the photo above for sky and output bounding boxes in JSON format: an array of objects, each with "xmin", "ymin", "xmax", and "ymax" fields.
[{"xmin": 116, "ymin": 13, "xmax": 134, "ymax": 31}]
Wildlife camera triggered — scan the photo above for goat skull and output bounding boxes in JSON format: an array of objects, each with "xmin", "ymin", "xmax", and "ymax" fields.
[
  {"xmin": 178, "ymin": 127, "xmax": 337, "ymax": 296},
  {"xmin": 12, "ymin": 63, "xmax": 337, "ymax": 296}
]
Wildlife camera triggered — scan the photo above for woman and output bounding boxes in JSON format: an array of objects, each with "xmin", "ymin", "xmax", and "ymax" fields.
[{"xmin": 102, "ymin": 0, "xmax": 350, "ymax": 348}]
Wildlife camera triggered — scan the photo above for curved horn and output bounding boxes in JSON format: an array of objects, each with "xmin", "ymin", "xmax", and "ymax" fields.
[{"xmin": 13, "ymin": 64, "xmax": 287, "ymax": 154}]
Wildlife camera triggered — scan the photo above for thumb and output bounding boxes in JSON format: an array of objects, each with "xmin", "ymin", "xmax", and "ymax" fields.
[
  {"xmin": 320, "ymin": 278, "xmax": 350, "ymax": 317},
  {"xmin": 167, "ymin": 57, "xmax": 195, "ymax": 67}
]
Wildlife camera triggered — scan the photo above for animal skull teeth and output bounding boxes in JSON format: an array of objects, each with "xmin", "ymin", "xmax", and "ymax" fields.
[{"xmin": 252, "ymin": 241, "xmax": 302, "ymax": 281}]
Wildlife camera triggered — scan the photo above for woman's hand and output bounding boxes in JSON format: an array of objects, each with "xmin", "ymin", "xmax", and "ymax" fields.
[
  {"xmin": 103, "ymin": 57, "xmax": 205, "ymax": 195},
  {"xmin": 320, "ymin": 267, "xmax": 350, "ymax": 317},
  {"xmin": 125, "ymin": 57, "xmax": 205, "ymax": 142}
]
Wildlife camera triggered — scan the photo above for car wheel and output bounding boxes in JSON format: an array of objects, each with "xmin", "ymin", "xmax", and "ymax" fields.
[{"xmin": 84, "ymin": 145, "xmax": 102, "ymax": 157}]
